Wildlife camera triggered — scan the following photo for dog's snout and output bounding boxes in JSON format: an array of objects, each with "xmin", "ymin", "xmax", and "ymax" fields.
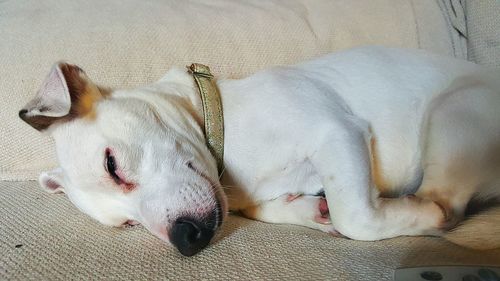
[{"xmin": 170, "ymin": 217, "xmax": 215, "ymax": 256}]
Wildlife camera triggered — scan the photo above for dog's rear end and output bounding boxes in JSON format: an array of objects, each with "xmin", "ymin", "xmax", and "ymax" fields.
[{"xmin": 426, "ymin": 71, "xmax": 500, "ymax": 250}]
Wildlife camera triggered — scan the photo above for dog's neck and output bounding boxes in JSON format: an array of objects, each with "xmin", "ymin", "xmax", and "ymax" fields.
[{"xmin": 153, "ymin": 66, "xmax": 227, "ymax": 169}]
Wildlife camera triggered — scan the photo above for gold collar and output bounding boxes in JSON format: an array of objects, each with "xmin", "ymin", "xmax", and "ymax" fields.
[{"xmin": 188, "ymin": 63, "xmax": 224, "ymax": 175}]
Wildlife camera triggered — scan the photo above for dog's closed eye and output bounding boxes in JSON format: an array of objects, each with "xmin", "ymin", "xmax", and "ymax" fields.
[
  {"xmin": 105, "ymin": 148, "xmax": 123, "ymax": 185},
  {"xmin": 104, "ymin": 148, "xmax": 136, "ymax": 192}
]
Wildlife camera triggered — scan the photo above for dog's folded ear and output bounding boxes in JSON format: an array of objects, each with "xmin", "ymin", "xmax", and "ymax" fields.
[
  {"xmin": 19, "ymin": 62, "xmax": 105, "ymax": 131},
  {"xmin": 39, "ymin": 168, "xmax": 65, "ymax": 194}
]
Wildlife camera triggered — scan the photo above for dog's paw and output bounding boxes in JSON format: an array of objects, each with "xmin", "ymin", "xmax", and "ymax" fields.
[
  {"xmin": 379, "ymin": 195, "xmax": 449, "ymax": 236},
  {"xmin": 285, "ymin": 193, "xmax": 338, "ymax": 234},
  {"xmin": 122, "ymin": 220, "xmax": 141, "ymax": 228}
]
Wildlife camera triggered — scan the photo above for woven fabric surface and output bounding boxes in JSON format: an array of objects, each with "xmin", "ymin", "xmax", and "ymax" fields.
[
  {"xmin": 465, "ymin": 0, "xmax": 500, "ymax": 67},
  {"xmin": 1, "ymin": 181, "xmax": 499, "ymax": 280},
  {"xmin": 0, "ymin": 0, "xmax": 463, "ymax": 181}
]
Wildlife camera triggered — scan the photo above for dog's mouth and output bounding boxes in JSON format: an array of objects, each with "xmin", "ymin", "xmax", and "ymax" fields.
[{"xmin": 166, "ymin": 164, "xmax": 227, "ymax": 256}]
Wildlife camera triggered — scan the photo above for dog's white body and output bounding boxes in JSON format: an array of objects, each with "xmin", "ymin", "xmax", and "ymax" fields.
[{"xmin": 20, "ymin": 46, "xmax": 500, "ymax": 255}]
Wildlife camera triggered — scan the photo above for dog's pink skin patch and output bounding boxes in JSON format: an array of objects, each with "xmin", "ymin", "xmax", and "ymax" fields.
[
  {"xmin": 45, "ymin": 179, "xmax": 62, "ymax": 191},
  {"xmin": 286, "ymin": 193, "xmax": 332, "ymax": 225},
  {"xmin": 329, "ymin": 230, "xmax": 346, "ymax": 238},
  {"xmin": 315, "ymin": 197, "xmax": 331, "ymax": 225},
  {"xmin": 319, "ymin": 197, "xmax": 329, "ymax": 217},
  {"xmin": 120, "ymin": 181, "xmax": 136, "ymax": 193},
  {"xmin": 286, "ymin": 194, "xmax": 302, "ymax": 202}
]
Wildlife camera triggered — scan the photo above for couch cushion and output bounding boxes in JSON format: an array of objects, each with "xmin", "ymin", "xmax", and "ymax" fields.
[
  {"xmin": 466, "ymin": 0, "xmax": 500, "ymax": 67},
  {"xmin": 1, "ymin": 181, "xmax": 499, "ymax": 280},
  {"xmin": 0, "ymin": 0, "xmax": 465, "ymax": 180}
]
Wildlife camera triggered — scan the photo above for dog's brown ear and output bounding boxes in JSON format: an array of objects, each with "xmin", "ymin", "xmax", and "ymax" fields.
[{"xmin": 19, "ymin": 62, "xmax": 104, "ymax": 131}]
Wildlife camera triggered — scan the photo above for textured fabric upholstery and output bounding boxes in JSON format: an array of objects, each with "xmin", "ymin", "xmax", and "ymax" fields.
[
  {"xmin": 1, "ymin": 181, "xmax": 499, "ymax": 280},
  {"xmin": 466, "ymin": 0, "xmax": 500, "ymax": 67}
]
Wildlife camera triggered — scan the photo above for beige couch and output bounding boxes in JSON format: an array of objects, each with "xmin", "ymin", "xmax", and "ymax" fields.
[{"xmin": 1, "ymin": 1, "xmax": 499, "ymax": 280}]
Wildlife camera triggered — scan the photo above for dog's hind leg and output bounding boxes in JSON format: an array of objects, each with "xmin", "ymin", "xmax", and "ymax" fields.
[
  {"xmin": 240, "ymin": 194, "xmax": 338, "ymax": 234},
  {"xmin": 308, "ymin": 115, "xmax": 446, "ymax": 240}
]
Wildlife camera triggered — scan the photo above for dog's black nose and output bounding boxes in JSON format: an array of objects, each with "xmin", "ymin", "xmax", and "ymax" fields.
[
  {"xmin": 170, "ymin": 217, "xmax": 215, "ymax": 256},
  {"xmin": 18, "ymin": 109, "xmax": 28, "ymax": 118}
]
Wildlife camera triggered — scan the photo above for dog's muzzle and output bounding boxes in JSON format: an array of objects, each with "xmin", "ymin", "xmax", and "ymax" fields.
[{"xmin": 170, "ymin": 205, "xmax": 221, "ymax": 256}]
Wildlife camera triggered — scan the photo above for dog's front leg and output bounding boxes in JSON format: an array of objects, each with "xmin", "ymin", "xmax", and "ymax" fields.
[
  {"xmin": 310, "ymin": 117, "xmax": 445, "ymax": 240},
  {"xmin": 240, "ymin": 194, "xmax": 338, "ymax": 234}
]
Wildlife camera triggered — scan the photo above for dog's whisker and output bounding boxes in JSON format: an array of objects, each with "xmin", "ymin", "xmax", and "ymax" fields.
[{"xmin": 218, "ymin": 167, "xmax": 226, "ymax": 180}]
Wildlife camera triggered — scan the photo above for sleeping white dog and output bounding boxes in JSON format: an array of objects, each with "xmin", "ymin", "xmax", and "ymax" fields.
[{"xmin": 19, "ymin": 46, "xmax": 500, "ymax": 256}]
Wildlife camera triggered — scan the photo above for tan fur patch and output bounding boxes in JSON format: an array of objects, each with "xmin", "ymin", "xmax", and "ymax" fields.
[
  {"xmin": 370, "ymin": 137, "xmax": 392, "ymax": 196},
  {"xmin": 73, "ymin": 84, "xmax": 103, "ymax": 119},
  {"xmin": 240, "ymin": 205, "xmax": 260, "ymax": 220},
  {"xmin": 60, "ymin": 64, "xmax": 100, "ymax": 119}
]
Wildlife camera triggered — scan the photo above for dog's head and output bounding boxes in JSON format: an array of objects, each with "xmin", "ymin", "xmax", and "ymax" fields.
[{"xmin": 19, "ymin": 63, "xmax": 227, "ymax": 256}]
